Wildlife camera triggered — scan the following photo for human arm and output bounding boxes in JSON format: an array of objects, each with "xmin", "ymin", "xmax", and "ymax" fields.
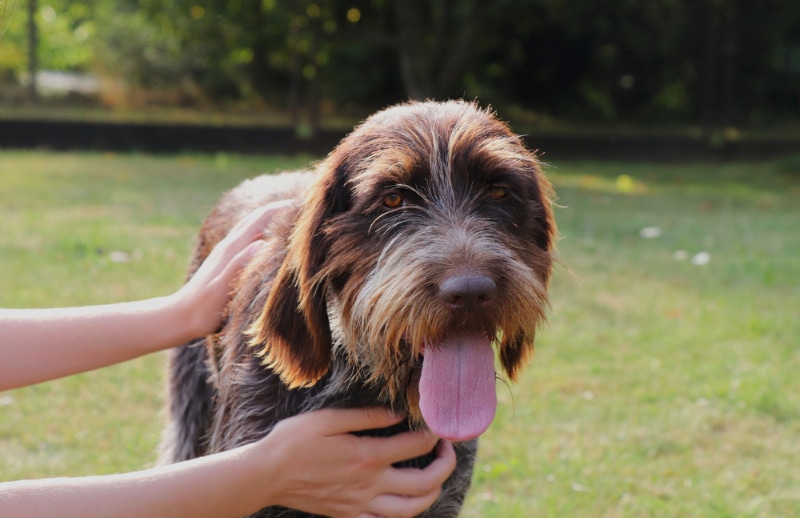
[
  {"xmin": 0, "ymin": 201, "xmax": 290, "ymax": 392},
  {"xmin": 0, "ymin": 407, "xmax": 456, "ymax": 518}
]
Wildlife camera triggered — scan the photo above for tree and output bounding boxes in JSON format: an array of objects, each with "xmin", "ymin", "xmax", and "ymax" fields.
[
  {"xmin": 390, "ymin": 0, "xmax": 482, "ymax": 100},
  {"xmin": 2, "ymin": 0, "xmax": 797, "ymax": 128},
  {"xmin": 27, "ymin": 0, "xmax": 38, "ymax": 99}
]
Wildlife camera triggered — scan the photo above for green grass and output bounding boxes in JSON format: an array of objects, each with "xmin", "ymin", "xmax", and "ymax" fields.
[
  {"xmin": 1, "ymin": 151, "xmax": 799, "ymax": 517},
  {"xmin": 0, "ymin": 151, "xmax": 313, "ymax": 478}
]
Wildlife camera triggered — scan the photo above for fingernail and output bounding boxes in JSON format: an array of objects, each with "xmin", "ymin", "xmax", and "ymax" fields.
[{"xmin": 246, "ymin": 240, "xmax": 266, "ymax": 257}]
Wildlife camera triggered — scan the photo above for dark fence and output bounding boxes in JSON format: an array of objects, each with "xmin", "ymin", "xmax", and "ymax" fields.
[
  {"xmin": 1, "ymin": 119, "xmax": 797, "ymax": 161},
  {"xmin": 0, "ymin": 119, "xmax": 345, "ymax": 155}
]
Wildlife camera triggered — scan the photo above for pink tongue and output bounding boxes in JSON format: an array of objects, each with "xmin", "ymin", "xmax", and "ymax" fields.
[{"xmin": 419, "ymin": 332, "xmax": 497, "ymax": 441}]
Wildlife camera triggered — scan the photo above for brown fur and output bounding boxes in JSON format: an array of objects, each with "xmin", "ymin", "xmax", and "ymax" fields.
[{"xmin": 160, "ymin": 100, "xmax": 556, "ymax": 517}]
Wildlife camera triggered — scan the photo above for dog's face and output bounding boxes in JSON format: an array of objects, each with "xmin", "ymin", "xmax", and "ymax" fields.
[{"xmin": 248, "ymin": 100, "xmax": 555, "ymax": 441}]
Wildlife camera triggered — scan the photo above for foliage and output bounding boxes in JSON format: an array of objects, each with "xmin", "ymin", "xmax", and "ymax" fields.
[
  {"xmin": 0, "ymin": 0, "xmax": 27, "ymax": 72},
  {"xmin": 1, "ymin": 1, "xmax": 799, "ymax": 126},
  {"xmin": 0, "ymin": 0, "xmax": 94, "ymax": 72}
]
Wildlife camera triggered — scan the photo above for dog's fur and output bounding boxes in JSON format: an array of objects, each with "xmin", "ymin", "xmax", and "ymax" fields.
[{"xmin": 159, "ymin": 100, "xmax": 556, "ymax": 517}]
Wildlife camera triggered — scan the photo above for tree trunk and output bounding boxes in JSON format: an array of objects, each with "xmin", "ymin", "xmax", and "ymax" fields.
[
  {"xmin": 307, "ymin": 18, "xmax": 321, "ymax": 135},
  {"xmin": 391, "ymin": 0, "xmax": 480, "ymax": 100},
  {"xmin": 701, "ymin": 0, "xmax": 720, "ymax": 137},
  {"xmin": 27, "ymin": 0, "xmax": 38, "ymax": 101},
  {"xmin": 719, "ymin": 0, "xmax": 737, "ymax": 128},
  {"xmin": 248, "ymin": 0, "xmax": 271, "ymax": 99},
  {"xmin": 287, "ymin": 25, "xmax": 302, "ymax": 130},
  {"xmin": 392, "ymin": 0, "xmax": 433, "ymax": 99},
  {"xmin": 436, "ymin": 0, "xmax": 478, "ymax": 95}
]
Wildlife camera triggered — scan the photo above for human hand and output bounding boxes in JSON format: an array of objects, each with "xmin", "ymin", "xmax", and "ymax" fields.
[
  {"xmin": 254, "ymin": 407, "xmax": 456, "ymax": 518},
  {"xmin": 172, "ymin": 200, "xmax": 292, "ymax": 338}
]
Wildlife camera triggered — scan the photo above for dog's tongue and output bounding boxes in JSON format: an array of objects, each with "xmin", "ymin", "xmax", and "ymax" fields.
[{"xmin": 419, "ymin": 332, "xmax": 497, "ymax": 442}]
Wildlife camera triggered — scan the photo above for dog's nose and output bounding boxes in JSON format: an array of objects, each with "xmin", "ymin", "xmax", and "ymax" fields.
[{"xmin": 439, "ymin": 275, "xmax": 497, "ymax": 311}]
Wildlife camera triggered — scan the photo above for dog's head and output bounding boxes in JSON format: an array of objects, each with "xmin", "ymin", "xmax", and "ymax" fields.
[{"xmin": 248, "ymin": 100, "xmax": 556, "ymax": 441}]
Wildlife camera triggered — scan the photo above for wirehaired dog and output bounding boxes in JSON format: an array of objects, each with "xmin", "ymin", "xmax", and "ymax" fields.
[{"xmin": 160, "ymin": 100, "xmax": 556, "ymax": 517}]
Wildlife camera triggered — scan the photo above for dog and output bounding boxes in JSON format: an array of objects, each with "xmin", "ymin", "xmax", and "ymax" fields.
[{"xmin": 159, "ymin": 100, "xmax": 556, "ymax": 517}]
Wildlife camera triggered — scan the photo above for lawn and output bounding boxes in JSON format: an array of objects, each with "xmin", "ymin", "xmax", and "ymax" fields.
[{"xmin": 1, "ymin": 151, "xmax": 798, "ymax": 517}]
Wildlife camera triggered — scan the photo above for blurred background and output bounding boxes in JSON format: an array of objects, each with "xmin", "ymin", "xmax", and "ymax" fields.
[{"xmin": 1, "ymin": 0, "xmax": 799, "ymax": 155}]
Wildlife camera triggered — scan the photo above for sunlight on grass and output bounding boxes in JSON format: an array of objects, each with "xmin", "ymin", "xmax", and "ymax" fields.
[
  {"xmin": 1, "ymin": 151, "xmax": 798, "ymax": 517},
  {"xmin": 463, "ymin": 159, "xmax": 800, "ymax": 517}
]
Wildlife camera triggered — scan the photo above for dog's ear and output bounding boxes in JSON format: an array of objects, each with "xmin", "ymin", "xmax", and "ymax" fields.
[
  {"xmin": 499, "ymin": 331, "xmax": 535, "ymax": 382},
  {"xmin": 499, "ymin": 158, "xmax": 555, "ymax": 381},
  {"xmin": 247, "ymin": 259, "xmax": 332, "ymax": 388},
  {"xmin": 247, "ymin": 161, "xmax": 352, "ymax": 389}
]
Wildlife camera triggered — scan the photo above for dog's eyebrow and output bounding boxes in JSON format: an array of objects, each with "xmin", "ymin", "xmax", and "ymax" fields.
[
  {"xmin": 391, "ymin": 183, "xmax": 430, "ymax": 203},
  {"xmin": 349, "ymin": 154, "xmax": 421, "ymax": 194}
]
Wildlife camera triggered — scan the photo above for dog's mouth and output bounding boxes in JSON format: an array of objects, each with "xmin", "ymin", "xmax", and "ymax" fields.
[{"xmin": 418, "ymin": 331, "xmax": 497, "ymax": 442}]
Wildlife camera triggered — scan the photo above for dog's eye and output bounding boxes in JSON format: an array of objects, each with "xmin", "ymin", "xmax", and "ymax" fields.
[
  {"xmin": 488, "ymin": 185, "xmax": 508, "ymax": 200},
  {"xmin": 383, "ymin": 192, "xmax": 404, "ymax": 208}
]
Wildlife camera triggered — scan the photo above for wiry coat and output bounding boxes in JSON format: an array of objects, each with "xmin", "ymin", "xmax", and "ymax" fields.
[{"xmin": 160, "ymin": 100, "xmax": 556, "ymax": 517}]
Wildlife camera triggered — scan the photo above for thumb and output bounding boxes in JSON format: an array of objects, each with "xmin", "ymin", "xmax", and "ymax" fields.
[{"xmin": 310, "ymin": 407, "xmax": 405, "ymax": 436}]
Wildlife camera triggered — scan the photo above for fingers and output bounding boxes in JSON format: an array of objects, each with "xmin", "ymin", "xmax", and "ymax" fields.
[
  {"xmin": 174, "ymin": 202, "xmax": 290, "ymax": 338},
  {"xmin": 305, "ymin": 407, "xmax": 445, "ymax": 467},
  {"xmin": 362, "ymin": 442, "xmax": 454, "ymax": 518},
  {"xmin": 206, "ymin": 200, "xmax": 292, "ymax": 266},
  {"xmin": 361, "ymin": 490, "xmax": 442, "ymax": 518},
  {"xmin": 360, "ymin": 441, "xmax": 455, "ymax": 518},
  {"xmin": 270, "ymin": 409, "xmax": 455, "ymax": 518},
  {"xmin": 385, "ymin": 440, "xmax": 456, "ymax": 494},
  {"xmin": 227, "ymin": 199, "xmax": 293, "ymax": 243},
  {"xmin": 216, "ymin": 240, "xmax": 267, "ymax": 285},
  {"xmin": 308, "ymin": 407, "xmax": 405, "ymax": 436},
  {"xmin": 424, "ymin": 439, "xmax": 457, "ymax": 484},
  {"xmin": 371, "ymin": 428, "xmax": 441, "ymax": 466}
]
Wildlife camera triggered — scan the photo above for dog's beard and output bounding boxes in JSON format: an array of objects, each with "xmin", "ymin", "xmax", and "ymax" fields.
[{"xmin": 333, "ymin": 222, "xmax": 547, "ymax": 442}]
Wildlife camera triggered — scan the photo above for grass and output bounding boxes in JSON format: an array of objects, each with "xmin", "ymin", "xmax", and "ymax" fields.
[
  {"xmin": 0, "ymin": 151, "xmax": 313, "ymax": 478},
  {"xmin": 1, "ymin": 151, "xmax": 799, "ymax": 516}
]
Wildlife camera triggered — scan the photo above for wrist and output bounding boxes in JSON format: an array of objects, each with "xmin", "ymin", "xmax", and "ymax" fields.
[
  {"xmin": 231, "ymin": 438, "xmax": 284, "ymax": 513},
  {"xmin": 156, "ymin": 291, "xmax": 203, "ymax": 347}
]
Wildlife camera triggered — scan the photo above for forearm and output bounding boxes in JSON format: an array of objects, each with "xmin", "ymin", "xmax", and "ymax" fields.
[
  {"xmin": 0, "ymin": 408, "xmax": 456, "ymax": 518},
  {"xmin": 0, "ymin": 205, "xmax": 283, "ymax": 392},
  {"xmin": 0, "ymin": 443, "xmax": 272, "ymax": 518},
  {"xmin": 0, "ymin": 295, "xmax": 198, "ymax": 391}
]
